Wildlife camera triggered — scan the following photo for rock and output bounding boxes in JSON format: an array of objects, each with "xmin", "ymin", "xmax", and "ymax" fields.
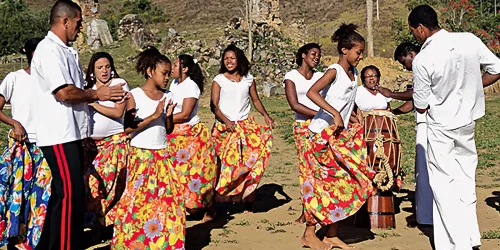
[
  {"xmin": 191, "ymin": 45, "xmax": 201, "ymax": 52},
  {"xmin": 87, "ymin": 19, "xmax": 113, "ymax": 50},
  {"xmin": 118, "ymin": 14, "xmax": 156, "ymax": 49},
  {"xmin": 262, "ymin": 82, "xmax": 285, "ymax": 97},
  {"xmin": 208, "ymin": 58, "xmax": 219, "ymax": 67},
  {"xmin": 168, "ymin": 28, "xmax": 178, "ymax": 38},
  {"xmin": 214, "ymin": 49, "xmax": 222, "ymax": 59},
  {"xmin": 126, "ymin": 56, "xmax": 135, "ymax": 63}
]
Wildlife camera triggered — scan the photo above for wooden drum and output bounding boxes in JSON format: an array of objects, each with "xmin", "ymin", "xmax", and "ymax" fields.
[{"xmin": 362, "ymin": 110, "xmax": 402, "ymax": 229}]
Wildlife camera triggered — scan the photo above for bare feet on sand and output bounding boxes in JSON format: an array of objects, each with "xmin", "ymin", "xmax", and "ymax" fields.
[
  {"xmin": 301, "ymin": 235, "xmax": 332, "ymax": 250},
  {"xmin": 199, "ymin": 208, "xmax": 216, "ymax": 224},
  {"xmin": 323, "ymin": 237, "xmax": 353, "ymax": 249},
  {"xmin": 295, "ymin": 212, "xmax": 306, "ymax": 224}
]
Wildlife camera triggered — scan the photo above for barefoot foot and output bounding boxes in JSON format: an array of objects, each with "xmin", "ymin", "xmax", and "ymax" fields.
[
  {"xmin": 301, "ymin": 235, "xmax": 332, "ymax": 250},
  {"xmin": 323, "ymin": 237, "xmax": 353, "ymax": 249},
  {"xmin": 295, "ymin": 213, "xmax": 306, "ymax": 224},
  {"xmin": 199, "ymin": 208, "xmax": 216, "ymax": 224}
]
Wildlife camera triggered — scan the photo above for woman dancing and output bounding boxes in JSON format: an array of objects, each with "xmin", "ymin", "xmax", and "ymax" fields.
[
  {"xmin": 302, "ymin": 23, "xmax": 376, "ymax": 249},
  {"xmin": 167, "ymin": 54, "xmax": 216, "ymax": 222},
  {"xmin": 84, "ymin": 52, "xmax": 130, "ymax": 229},
  {"xmin": 112, "ymin": 48, "xmax": 183, "ymax": 249},
  {"xmin": 210, "ymin": 44, "xmax": 274, "ymax": 211},
  {"xmin": 0, "ymin": 38, "xmax": 51, "ymax": 249},
  {"xmin": 283, "ymin": 43, "xmax": 323, "ymax": 224}
]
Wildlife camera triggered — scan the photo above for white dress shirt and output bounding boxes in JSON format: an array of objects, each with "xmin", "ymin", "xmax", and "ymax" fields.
[{"xmin": 412, "ymin": 29, "xmax": 500, "ymax": 129}]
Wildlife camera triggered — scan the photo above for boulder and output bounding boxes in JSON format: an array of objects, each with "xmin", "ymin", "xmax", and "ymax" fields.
[
  {"xmin": 87, "ymin": 19, "xmax": 113, "ymax": 50},
  {"xmin": 262, "ymin": 82, "xmax": 285, "ymax": 97},
  {"xmin": 118, "ymin": 14, "xmax": 156, "ymax": 49}
]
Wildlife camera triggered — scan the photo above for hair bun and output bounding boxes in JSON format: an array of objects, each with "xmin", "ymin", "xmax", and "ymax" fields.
[{"xmin": 332, "ymin": 23, "xmax": 359, "ymax": 43}]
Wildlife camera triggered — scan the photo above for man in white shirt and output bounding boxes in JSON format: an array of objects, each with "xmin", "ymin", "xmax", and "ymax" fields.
[
  {"xmin": 409, "ymin": 5, "xmax": 500, "ymax": 250},
  {"xmin": 32, "ymin": 1, "xmax": 126, "ymax": 250},
  {"xmin": 378, "ymin": 42, "xmax": 434, "ymax": 228}
]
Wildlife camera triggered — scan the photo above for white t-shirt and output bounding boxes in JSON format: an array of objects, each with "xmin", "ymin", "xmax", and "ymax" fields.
[
  {"xmin": 355, "ymin": 85, "xmax": 391, "ymax": 111},
  {"xmin": 129, "ymin": 88, "xmax": 173, "ymax": 150},
  {"xmin": 283, "ymin": 69, "xmax": 323, "ymax": 122},
  {"xmin": 213, "ymin": 73, "xmax": 254, "ymax": 122},
  {"xmin": 89, "ymin": 78, "xmax": 129, "ymax": 138},
  {"xmin": 0, "ymin": 69, "xmax": 37, "ymax": 142},
  {"xmin": 31, "ymin": 31, "xmax": 89, "ymax": 147},
  {"xmin": 413, "ymin": 30, "xmax": 500, "ymax": 129},
  {"xmin": 169, "ymin": 77, "xmax": 200, "ymax": 126},
  {"xmin": 309, "ymin": 64, "xmax": 358, "ymax": 133}
]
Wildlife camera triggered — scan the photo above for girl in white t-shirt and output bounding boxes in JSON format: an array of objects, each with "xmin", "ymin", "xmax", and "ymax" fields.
[
  {"xmin": 211, "ymin": 44, "xmax": 274, "ymax": 211},
  {"xmin": 0, "ymin": 38, "xmax": 51, "ymax": 249},
  {"xmin": 300, "ymin": 24, "xmax": 376, "ymax": 250},
  {"xmin": 283, "ymin": 43, "xmax": 323, "ymax": 225},
  {"xmin": 355, "ymin": 65, "xmax": 391, "ymax": 111},
  {"xmin": 111, "ymin": 48, "xmax": 185, "ymax": 249},
  {"xmin": 83, "ymin": 52, "xmax": 130, "ymax": 229},
  {"xmin": 167, "ymin": 54, "xmax": 216, "ymax": 223}
]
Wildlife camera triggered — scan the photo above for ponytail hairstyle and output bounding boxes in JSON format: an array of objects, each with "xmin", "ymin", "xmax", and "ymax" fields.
[
  {"xmin": 178, "ymin": 54, "xmax": 205, "ymax": 94},
  {"xmin": 136, "ymin": 47, "xmax": 171, "ymax": 79},
  {"xmin": 295, "ymin": 43, "xmax": 321, "ymax": 67},
  {"xmin": 331, "ymin": 23, "xmax": 365, "ymax": 54},
  {"xmin": 85, "ymin": 52, "xmax": 120, "ymax": 89},
  {"xmin": 20, "ymin": 38, "xmax": 43, "ymax": 65}
]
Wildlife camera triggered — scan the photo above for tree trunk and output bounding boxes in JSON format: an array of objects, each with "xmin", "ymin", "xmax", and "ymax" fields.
[
  {"xmin": 376, "ymin": 0, "xmax": 379, "ymax": 20},
  {"xmin": 366, "ymin": 0, "xmax": 374, "ymax": 57},
  {"xmin": 245, "ymin": 0, "xmax": 253, "ymax": 62}
]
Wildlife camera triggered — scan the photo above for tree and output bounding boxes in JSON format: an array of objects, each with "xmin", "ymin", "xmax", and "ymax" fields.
[
  {"xmin": 366, "ymin": 0, "xmax": 375, "ymax": 57},
  {"xmin": 242, "ymin": 0, "xmax": 254, "ymax": 62}
]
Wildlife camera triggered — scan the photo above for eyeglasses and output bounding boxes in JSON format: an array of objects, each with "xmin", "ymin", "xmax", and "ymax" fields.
[{"xmin": 364, "ymin": 75, "xmax": 379, "ymax": 79}]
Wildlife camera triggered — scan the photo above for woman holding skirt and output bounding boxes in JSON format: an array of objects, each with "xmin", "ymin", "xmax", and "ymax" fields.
[
  {"xmin": 210, "ymin": 44, "xmax": 274, "ymax": 211},
  {"xmin": 167, "ymin": 54, "xmax": 216, "ymax": 223},
  {"xmin": 84, "ymin": 52, "xmax": 130, "ymax": 228},
  {"xmin": 0, "ymin": 38, "xmax": 51, "ymax": 250},
  {"xmin": 283, "ymin": 43, "xmax": 323, "ymax": 224},
  {"xmin": 112, "ymin": 47, "xmax": 183, "ymax": 249},
  {"xmin": 302, "ymin": 24, "xmax": 376, "ymax": 249}
]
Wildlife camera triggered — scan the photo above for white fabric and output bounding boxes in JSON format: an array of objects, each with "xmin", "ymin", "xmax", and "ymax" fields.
[
  {"xmin": 283, "ymin": 69, "xmax": 323, "ymax": 122},
  {"xmin": 427, "ymin": 122, "xmax": 481, "ymax": 249},
  {"xmin": 213, "ymin": 74, "xmax": 254, "ymax": 122},
  {"xmin": 415, "ymin": 122, "xmax": 433, "ymax": 225},
  {"xmin": 129, "ymin": 88, "xmax": 173, "ymax": 150},
  {"xmin": 413, "ymin": 30, "xmax": 500, "ymax": 130},
  {"xmin": 414, "ymin": 109, "xmax": 426, "ymax": 124},
  {"xmin": 169, "ymin": 77, "xmax": 200, "ymax": 126},
  {"xmin": 355, "ymin": 85, "xmax": 391, "ymax": 111},
  {"xmin": 0, "ymin": 69, "xmax": 37, "ymax": 142},
  {"xmin": 31, "ymin": 31, "xmax": 89, "ymax": 147},
  {"xmin": 309, "ymin": 64, "xmax": 358, "ymax": 133},
  {"xmin": 89, "ymin": 78, "xmax": 129, "ymax": 138}
]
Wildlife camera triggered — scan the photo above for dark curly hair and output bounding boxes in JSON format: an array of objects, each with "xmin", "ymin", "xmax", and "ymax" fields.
[
  {"xmin": 178, "ymin": 54, "xmax": 205, "ymax": 94},
  {"xmin": 331, "ymin": 23, "xmax": 365, "ymax": 54},
  {"xmin": 393, "ymin": 42, "xmax": 421, "ymax": 61},
  {"xmin": 219, "ymin": 44, "xmax": 250, "ymax": 76},
  {"xmin": 136, "ymin": 47, "xmax": 171, "ymax": 79},
  {"xmin": 360, "ymin": 65, "xmax": 381, "ymax": 85},
  {"xmin": 295, "ymin": 43, "xmax": 321, "ymax": 67}
]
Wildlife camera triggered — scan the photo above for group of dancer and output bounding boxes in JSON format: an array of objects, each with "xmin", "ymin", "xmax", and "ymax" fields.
[{"xmin": 0, "ymin": 1, "xmax": 499, "ymax": 250}]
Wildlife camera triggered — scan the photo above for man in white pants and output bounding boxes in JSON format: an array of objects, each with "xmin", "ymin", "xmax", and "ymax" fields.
[
  {"xmin": 378, "ymin": 42, "xmax": 433, "ymax": 227},
  {"xmin": 409, "ymin": 5, "xmax": 500, "ymax": 250}
]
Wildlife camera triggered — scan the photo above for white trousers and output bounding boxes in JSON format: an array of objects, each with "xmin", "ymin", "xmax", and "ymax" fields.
[
  {"xmin": 427, "ymin": 122, "xmax": 481, "ymax": 250},
  {"xmin": 415, "ymin": 122, "xmax": 433, "ymax": 225}
]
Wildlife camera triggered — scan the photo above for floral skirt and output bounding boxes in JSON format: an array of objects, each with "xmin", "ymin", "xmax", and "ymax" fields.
[
  {"xmin": 212, "ymin": 117, "xmax": 272, "ymax": 202},
  {"xmin": 301, "ymin": 123, "xmax": 375, "ymax": 226},
  {"xmin": 84, "ymin": 132, "xmax": 129, "ymax": 227},
  {"xmin": 167, "ymin": 123, "xmax": 216, "ymax": 210},
  {"xmin": 111, "ymin": 147, "xmax": 185, "ymax": 250},
  {"xmin": 0, "ymin": 138, "xmax": 52, "ymax": 249}
]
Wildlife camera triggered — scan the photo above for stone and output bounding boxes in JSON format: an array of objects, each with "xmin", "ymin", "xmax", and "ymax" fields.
[
  {"xmin": 118, "ymin": 14, "xmax": 156, "ymax": 49},
  {"xmin": 87, "ymin": 19, "xmax": 113, "ymax": 50},
  {"xmin": 208, "ymin": 58, "xmax": 219, "ymax": 67},
  {"xmin": 191, "ymin": 45, "xmax": 201, "ymax": 52},
  {"xmin": 168, "ymin": 28, "xmax": 178, "ymax": 38},
  {"xmin": 262, "ymin": 82, "xmax": 285, "ymax": 97}
]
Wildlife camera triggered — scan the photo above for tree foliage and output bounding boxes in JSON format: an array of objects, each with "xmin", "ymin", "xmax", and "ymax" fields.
[{"xmin": 0, "ymin": 0, "xmax": 49, "ymax": 56}]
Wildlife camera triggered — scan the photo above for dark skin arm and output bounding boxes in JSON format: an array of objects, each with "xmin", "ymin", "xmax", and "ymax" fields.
[
  {"xmin": 392, "ymin": 101, "xmax": 414, "ymax": 115},
  {"xmin": 249, "ymin": 80, "xmax": 275, "ymax": 128},
  {"xmin": 376, "ymin": 86, "xmax": 413, "ymax": 101},
  {"xmin": 173, "ymin": 98, "xmax": 197, "ymax": 124},
  {"xmin": 54, "ymin": 82, "xmax": 126, "ymax": 103},
  {"xmin": 483, "ymin": 72, "xmax": 500, "ymax": 88},
  {"xmin": 306, "ymin": 68, "xmax": 344, "ymax": 130},
  {"xmin": 0, "ymin": 96, "xmax": 24, "ymax": 141},
  {"xmin": 124, "ymin": 96, "xmax": 176, "ymax": 134},
  {"xmin": 284, "ymin": 79, "xmax": 317, "ymax": 119},
  {"xmin": 211, "ymin": 81, "xmax": 236, "ymax": 132}
]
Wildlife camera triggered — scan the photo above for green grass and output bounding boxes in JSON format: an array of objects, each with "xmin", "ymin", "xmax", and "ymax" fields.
[{"xmin": 482, "ymin": 228, "xmax": 500, "ymax": 239}]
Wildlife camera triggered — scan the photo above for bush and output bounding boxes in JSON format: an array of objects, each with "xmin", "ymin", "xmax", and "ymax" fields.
[
  {"xmin": 0, "ymin": 0, "xmax": 49, "ymax": 56},
  {"xmin": 102, "ymin": 0, "xmax": 166, "ymax": 39}
]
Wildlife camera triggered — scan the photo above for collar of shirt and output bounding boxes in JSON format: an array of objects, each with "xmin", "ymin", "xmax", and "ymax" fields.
[{"xmin": 421, "ymin": 29, "xmax": 449, "ymax": 51}]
